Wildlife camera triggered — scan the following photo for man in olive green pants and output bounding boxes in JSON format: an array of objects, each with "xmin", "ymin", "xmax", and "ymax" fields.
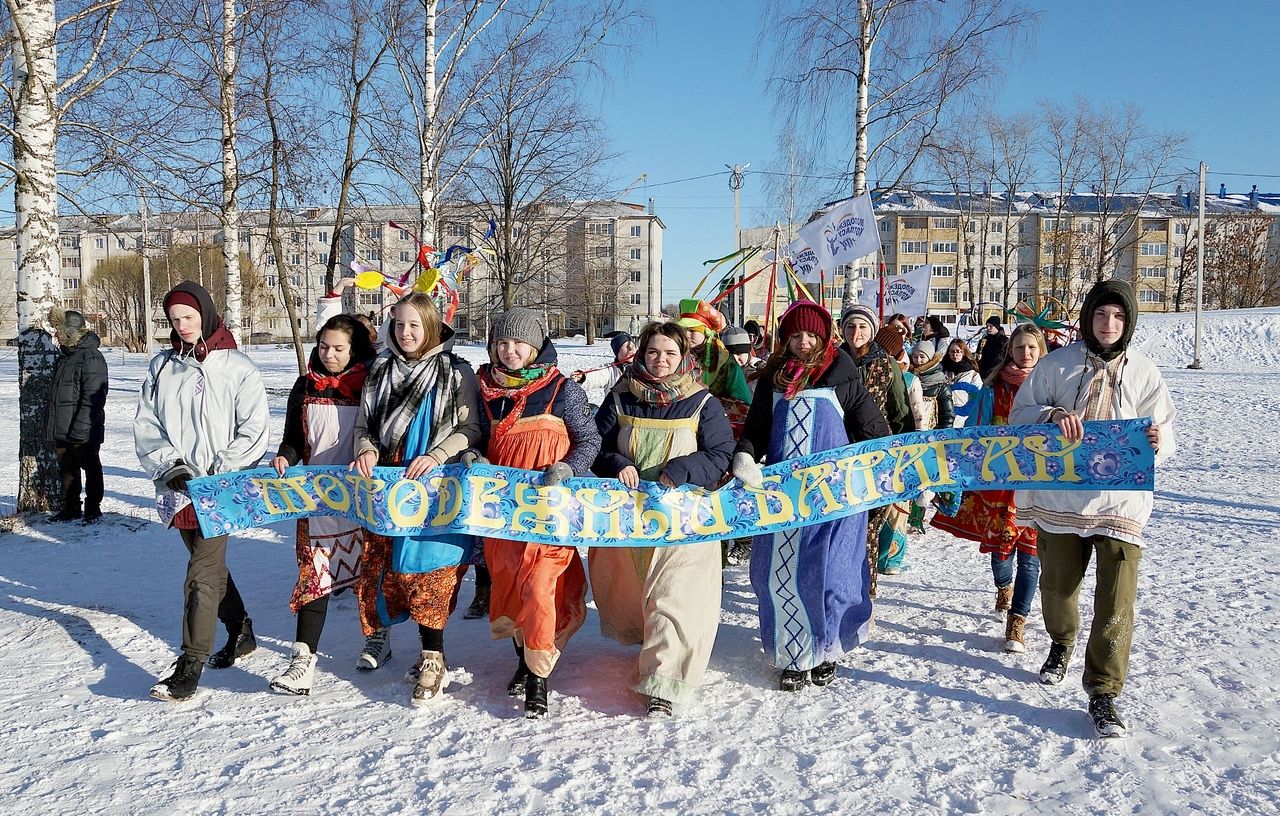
[
  {"xmin": 1036, "ymin": 531, "xmax": 1142, "ymax": 697},
  {"xmin": 1008, "ymin": 280, "xmax": 1176, "ymax": 737}
]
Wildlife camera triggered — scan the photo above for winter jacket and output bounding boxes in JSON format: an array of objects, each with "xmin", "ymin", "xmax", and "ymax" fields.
[
  {"xmin": 593, "ymin": 386, "xmax": 735, "ymax": 489},
  {"xmin": 736, "ymin": 350, "xmax": 892, "ymax": 463},
  {"xmin": 134, "ymin": 329, "xmax": 270, "ymax": 521},
  {"xmin": 1009, "ymin": 342, "xmax": 1176, "ymax": 546},
  {"xmin": 977, "ymin": 331, "xmax": 1007, "ymax": 380},
  {"xmin": 49, "ymin": 329, "xmax": 108, "ymax": 446},
  {"xmin": 842, "ymin": 341, "xmax": 913, "ymax": 435},
  {"xmin": 476, "ymin": 338, "xmax": 602, "ymax": 476},
  {"xmin": 948, "ymin": 369, "xmax": 983, "ymax": 427}
]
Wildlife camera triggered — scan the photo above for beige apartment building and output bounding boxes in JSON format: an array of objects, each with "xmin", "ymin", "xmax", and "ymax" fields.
[
  {"xmin": 0, "ymin": 200, "xmax": 664, "ymax": 343},
  {"xmin": 732, "ymin": 188, "xmax": 1279, "ymax": 333}
]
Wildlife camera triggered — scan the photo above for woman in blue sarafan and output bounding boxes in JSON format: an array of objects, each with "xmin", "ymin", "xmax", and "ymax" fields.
[{"xmin": 732, "ymin": 300, "xmax": 891, "ymax": 692}]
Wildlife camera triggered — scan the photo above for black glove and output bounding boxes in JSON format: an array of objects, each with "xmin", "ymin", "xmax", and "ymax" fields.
[{"xmin": 163, "ymin": 462, "xmax": 194, "ymax": 493}]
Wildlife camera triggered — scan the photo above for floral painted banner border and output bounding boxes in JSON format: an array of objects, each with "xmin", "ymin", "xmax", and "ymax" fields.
[{"xmin": 188, "ymin": 419, "xmax": 1154, "ymax": 548}]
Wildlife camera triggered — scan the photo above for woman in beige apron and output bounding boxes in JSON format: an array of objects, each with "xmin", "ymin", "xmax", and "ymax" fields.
[{"xmin": 590, "ymin": 322, "xmax": 736, "ymax": 717}]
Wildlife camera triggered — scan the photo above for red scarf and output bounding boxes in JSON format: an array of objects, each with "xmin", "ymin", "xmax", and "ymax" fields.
[
  {"xmin": 771, "ymin": 339, "xmax": 839, "ymax": 399},
  {"xmin": 999, "ymin": 364, "xmax": 1032, "ymax": 388},
  {"xmin": 308, "ymin": 360, "xmax": 369, "ymax": 402}
]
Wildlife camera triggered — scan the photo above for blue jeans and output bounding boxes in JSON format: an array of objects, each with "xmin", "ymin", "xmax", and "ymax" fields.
[{"xmin": 991, "ymin": 550, "xmax": 1040, "ymax": 618}]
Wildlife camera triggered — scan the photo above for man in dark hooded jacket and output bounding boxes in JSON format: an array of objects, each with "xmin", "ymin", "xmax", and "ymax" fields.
[{"xmin": 48, "ymin": 310, "xmax": 108, "ymax": 522}]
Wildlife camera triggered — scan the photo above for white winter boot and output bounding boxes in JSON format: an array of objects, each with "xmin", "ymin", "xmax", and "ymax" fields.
[
  {"xmin": 410, "ymin": 650, "xmax": 448, "ymax": 706},
  {"xmin": 355, "ymin": 628, "xmax": 391, "ymax": 671},
  {"xmin": 270, "ymin": 642, "xmax": 318, "ymax": 696}
]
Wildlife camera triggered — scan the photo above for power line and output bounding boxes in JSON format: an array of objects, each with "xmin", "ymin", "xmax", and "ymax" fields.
[{"xmin": 1206, "ymin": 170, "xmax": 1280, "ymax": 180}]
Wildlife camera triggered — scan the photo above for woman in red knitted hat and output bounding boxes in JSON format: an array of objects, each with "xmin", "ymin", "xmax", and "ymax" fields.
[{"xmin": 731, "ymin": 300, "xmax": 891, "ymax": 691}]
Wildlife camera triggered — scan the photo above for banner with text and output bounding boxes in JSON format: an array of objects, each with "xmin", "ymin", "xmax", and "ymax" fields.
[{"xmin": 189, "ymin": 420, "xmax": 1154, "ymax": 549}]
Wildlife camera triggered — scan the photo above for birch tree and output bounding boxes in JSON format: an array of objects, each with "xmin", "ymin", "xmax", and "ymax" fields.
[
  {"xmin": 765, "ymin": 0, "xmax": 1037, "ymax": 310},
  {"xmin": 2, "ymin": 0, "xmax": 142, "ymax": 511}
]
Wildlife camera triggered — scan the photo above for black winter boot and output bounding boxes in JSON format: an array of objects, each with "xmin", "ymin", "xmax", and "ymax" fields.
[
  {"xmin": 463, "ymin": 584, "xmax": 490, "ymax": 620},
  {"xmin": 508, "ymin": 643, "xmax": 530, "ymax": 696},
  {"xmin": 150, "ymin": 654, "xmax": 204, "ymax": 701},
  {"xmin": 779, "ymin": 669, "xmax": 809, "ymax": 692},
  {"xmin": 810, "ymin": 661, "xmax": 837, "ymax": 687},
  {"xmin": 524, "ymin": 674, "xmax": 548, "ymax": 719},
  {"xmin": 208, "ymin": 617, "xmax": 256, "ymax": 669}
]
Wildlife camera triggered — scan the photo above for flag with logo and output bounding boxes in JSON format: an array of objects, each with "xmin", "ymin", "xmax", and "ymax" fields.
[{"xmin": 858, "ymin": 264, "xmax": 931, "ymax": 316}]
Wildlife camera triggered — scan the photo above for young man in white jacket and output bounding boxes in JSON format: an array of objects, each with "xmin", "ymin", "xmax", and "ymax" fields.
[
  {"xmin": 1009, "ymin": 279, "xmax": 1175, "ymax": 737},
  {"xmin": 135, "ymin": 282, "xmax": 270, "ymax": 701}
]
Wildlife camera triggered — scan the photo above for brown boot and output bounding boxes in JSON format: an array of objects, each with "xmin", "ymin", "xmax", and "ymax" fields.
[
  {"xmin": 1004, "ymin": 613, "xmax": 1026, "ymax": 653},
  {"xmin": 994, "ymin": 585, "xmax": 1013, "ymax": 620}
]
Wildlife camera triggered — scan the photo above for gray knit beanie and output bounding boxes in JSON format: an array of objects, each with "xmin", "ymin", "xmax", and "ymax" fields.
[
  {"xmin": 491, "ymin": 307, "xmax": 547, "ymax": 349},
  {"xmin": 839, "ymin": 304, "xmax": 880, "ymax": 336},
  {"xmin": 912, "ymin": 339, "xmax": 936, "ymax": 358},
  {"xmin": 720, "ymin": 325, "xmax": 751, "ymax": 354}
]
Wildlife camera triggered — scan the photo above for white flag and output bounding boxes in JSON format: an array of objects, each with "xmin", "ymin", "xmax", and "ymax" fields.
[
  {"xmin": 858, "ymin": 264, "xmax": 931, "ymax": 317},
  {"xmin": 785, "ymin": 192, "xmax": 881, "ymax": 283},
  {"xmin": 781, "ymin": 235, "xmax": 822, "ymax": 283}
]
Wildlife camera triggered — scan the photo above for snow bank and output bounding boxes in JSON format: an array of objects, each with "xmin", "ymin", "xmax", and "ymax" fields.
[{"xmin": 1131, "ymin": 306, "xmax": 1280, "ymax": 371}]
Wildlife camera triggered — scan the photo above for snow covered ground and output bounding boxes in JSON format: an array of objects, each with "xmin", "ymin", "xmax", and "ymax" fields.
[{"xmin": 0, "ymin": 308, "xmax": 1277, "ymax": 814}]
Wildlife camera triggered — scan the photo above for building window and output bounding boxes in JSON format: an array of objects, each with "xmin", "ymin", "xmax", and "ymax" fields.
[
  {"xmin": 900, "ymin": 241, "xmax": 927, "ymax": 254},
  {"xmin": 988, "ymin": 244, "xmax": 1003, "ymax": 256},
  {"xmin": 319, "ymin": 253, "xmax": 329, "ymax": 264},
  {"xmin": 932, "ymin": 217, "xmax": 959, "ymax": 230},
  {"xmin": 365, "ymin": 227, "xmax": 382, "ymax": 241},
  {"xmin": 399, "ymin": 229, "xmax": 411, "ymax": 241},
  {"xmin": 239, "ymin": 229, "xmax": 251, "ymax": 244},
  {"xmin": 930, "ymin": 288, "xmax": 958, "ymax": 304},
  {"xmin": 1172, "ymin": 246, "xmax": 1183, "ymax": 259},
  {"xmin": 400, "ymin": 251, "xmax": 414, "ymax": 263},
  {"xmin": 1141, "ymin": 266, "xmax": 1168, "ymax": 278},
  {"xmin": 990, "ymin": 221, "xmax": 1004, "ymax": 234},
  {"xmin": 61, "ymin": 257, "xmax": 81, "ymax": 268},
  {"xmin": 931, "ymin": 265, "xmax": 954, "ymax": 278},
  {"xmin": 1140, "ymin": 243, "xmax": 1168, "ymax": 256},
  {"xmin": 879, "ymin": 221, "xmax": 891, "ymax": 233},
  {"xmin": 447, "ymin": 223, "xmax": 468, "ymax": 238},
  {"xmin": 629, "ymin": 248, "xmax": 642, "ymax": 261},
  {"xmin": 931, "ymin": 241, "xmax": 957, "ymax": 254},
  {"xmin": 359, "ymin": 293, "xmax": 381, "ymax": 306},
  {"xmin": 630, "ymin": 269, "xmax": 642, "ymax": 283},
  {"xmin": 61, "ymin": 236, "xmax": 80, "ymax": 249},
  {"xmin": 367, "ymin": 249, "xmax": 381, "ymax": 261},
  {"xmin": 588, "ymin": 222, "xmax": 613, "ymax": 236},
  {"xmin": 317, "ymin": 231, "xmax": 328, "ymax": 244},
  {"xmin": 591, "ymin": 246, "xmax": 608, "ymax": 258},
  {"xmin": 1174, "ymin": 223, "xmax": 1189, "ymax": 236},
  {"xmin": 1138, "ymin": 289, "xmax": 1165, "ymax": 304},
  {"xmin": 1142, "ymin": 219, "xmax": 1166, "ymax": 233},
  {"xmin": 630, "ymin": 225, "xmax": 642, "ymax": 237},
  {"xmin": 1042, "ymin": 218, "xmax": 1057, "ymax": 231},
  {"xmin": 902, "ymin": 217, "xmax": 927, "ymax": 230},
  {"xmin": 117, "ymin": 237, "xmax": 127, "ymax": 249},
  {"xmin": 95, "ymin": 237, "xmax": 105, "ymax": 249},
  {"xmin": 63, "ymin": 278, "xmax": 80, "ymax": 290},
  {"xmin": 1078, "ymin": 221, "xmax": 1095, "ymax": 235},
  {"xmin": 966, "ymin": 221, "xmax": 977, "ymax": 234},
  {"xmin": 630, "ymin": 293, "xmax": 642, "ymax": 306},
  {"xmin": 1081, "ymin": 246, "xmax": 1095, "ymax": 259},
  {"xmin": 900, "ymin": 264, "xmax": 924, "ymax": 274}
]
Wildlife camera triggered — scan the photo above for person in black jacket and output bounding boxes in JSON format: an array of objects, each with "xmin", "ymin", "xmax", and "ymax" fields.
[
  {"xmin": 589, "ymin": 320, "xmax": 735, "ymax": 717},
  {"xmin": 977, "ymin": 315, "xmax": 1008, "ymax": 380},
  {"xmin": 731, "ymin": 300, "xmax": 890, "ymax": 691},
  {"xmin": 48, "ymin": 310, "xmax": 108, "ymax": 523}
]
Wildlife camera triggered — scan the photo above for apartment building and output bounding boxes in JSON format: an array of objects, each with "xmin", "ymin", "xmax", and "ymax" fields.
[
  {"xmin": 0, "ymin": 200, "xmax": 664, "ymax": 342},
  {"xmin": 731, "ymin": 188, "xmax": 1279, "ymax": 330}
]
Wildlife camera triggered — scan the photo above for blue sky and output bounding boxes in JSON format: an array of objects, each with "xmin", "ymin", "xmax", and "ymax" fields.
[{"xmin": 595, "ymin": 0, "xmax": 1280, "ymax": 303}]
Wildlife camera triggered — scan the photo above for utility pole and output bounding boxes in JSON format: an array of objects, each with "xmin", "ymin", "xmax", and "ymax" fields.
[
  {"xmin": 1189, "ymin": 161, "xmax": 1206, "ymax": 370},
  {"xmin": 139, "ymin": 190, "xmax": 153, "ymax": 355},
  {"xmin": 727, "ymin": 163, "xmax": 749, "ymax": 324}
]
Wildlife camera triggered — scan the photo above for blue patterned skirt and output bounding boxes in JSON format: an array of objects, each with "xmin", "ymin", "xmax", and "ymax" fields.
[{"xmin": 749, "ymin": 388, "xmax": 873, "ymax": 671}]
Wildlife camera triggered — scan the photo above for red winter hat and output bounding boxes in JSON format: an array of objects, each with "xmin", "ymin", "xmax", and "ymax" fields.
[{"xmin": 778, "ymin": 300, "xmax": 831, "ymax": 343}]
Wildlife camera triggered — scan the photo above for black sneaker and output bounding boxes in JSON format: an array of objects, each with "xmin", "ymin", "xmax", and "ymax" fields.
[
  {"xmin": 1039, "ymin": 642, "xmax": 1072, "ymax": 685},
  {"xmin": 810, "ymin": 661, "xmax": 837, "ymax": 687},
  {"xmin": 208, "ymin": 617, "xmax": 256, "ymax": 669},
  {"xmin": 779, "ymin": 669, "xmax": 809, "ymax": 692},
  {"xmin": 1088, "ymin": 693, "xmax": 1127, "ymax": 738},
  {"xmin": 82, "ymin": 508, "xmax": 103, "ymax": 524},
  {"xmin": 150, "ymin": 654, "xmax": 204, "ymax": 701},
  {"xmin": 646, "ymin": 696, "xmax": 673, "ymax": 717}
]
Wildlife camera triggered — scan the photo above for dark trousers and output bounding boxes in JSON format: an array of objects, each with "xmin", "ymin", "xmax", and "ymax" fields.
[
  {"xmin": 178, "ymin": 528, "xmax": 248, "ymax": 660},
  {"xmin": 1038, "ymin": 531, "xmax": 1142, "ymax": 697},
  {"xmin": 58, "ymin": 443, "xmax": 103, "ymax": 515}
]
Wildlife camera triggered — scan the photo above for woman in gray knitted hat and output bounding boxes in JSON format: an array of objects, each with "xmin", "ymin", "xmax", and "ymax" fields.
[{"xmin": 473, "ymin": 308, "xmax": 602, "ymax": 719}]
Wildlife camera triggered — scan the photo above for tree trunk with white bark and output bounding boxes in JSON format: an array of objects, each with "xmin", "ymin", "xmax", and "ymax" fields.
[
  {"xmin": 220, "ymin": 0, "xmax": 243, "ymax": 342},
  {"xmin": 10, "ymin": 0, "xmax": 63, "ymax": 512}
]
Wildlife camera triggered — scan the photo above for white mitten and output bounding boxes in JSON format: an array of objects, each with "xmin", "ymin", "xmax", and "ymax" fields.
[{"xmin": 731, "ymin": 452, "xmax": 764, "ymax": 488}]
